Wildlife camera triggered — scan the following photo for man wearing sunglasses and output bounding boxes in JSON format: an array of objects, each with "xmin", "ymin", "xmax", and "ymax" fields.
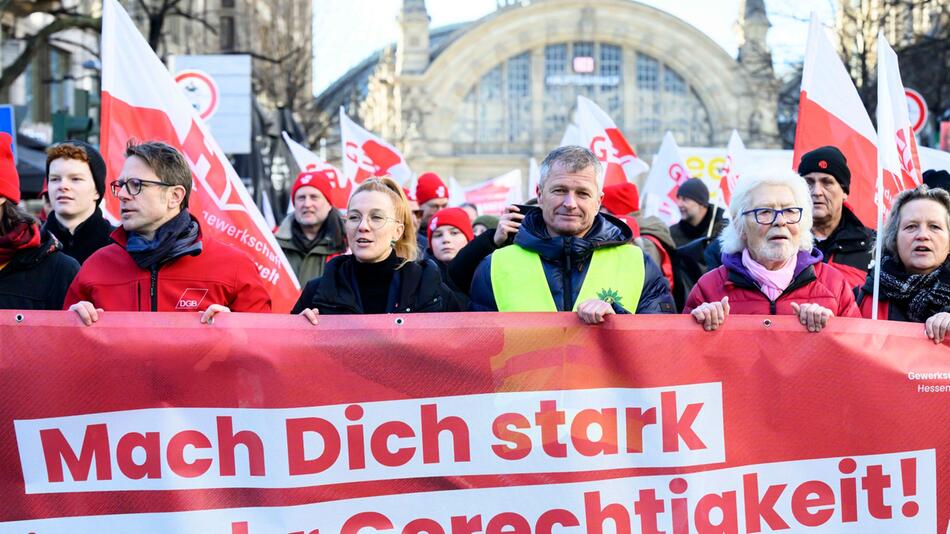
[{"xmin": 64, "ymin": 141, "xmax": 271, "ymax": 325}]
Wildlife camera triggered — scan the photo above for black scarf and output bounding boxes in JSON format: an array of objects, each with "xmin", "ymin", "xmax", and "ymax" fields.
[
  {"xmin": 126, "ymin": 210, "xmax": 202, "ymax": 270},
  {"xmin": 874, "ymin": 253, "xmax": 950, "ymax": 322}
]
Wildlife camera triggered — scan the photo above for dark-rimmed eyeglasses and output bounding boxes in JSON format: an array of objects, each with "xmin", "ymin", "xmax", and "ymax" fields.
[
  {"xmin": 110, "ymin": 178, "xmax": 174, "ymax": 197},
  {"xmin": 741, "ymin": 207, "xmax": 804, "ymax": 225}
]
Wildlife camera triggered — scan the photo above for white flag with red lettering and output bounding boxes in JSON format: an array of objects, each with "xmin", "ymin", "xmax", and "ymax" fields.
[
  {"xmin": 871, "ymin": 33, "xmax": 925, "ymax": 319},
  {"xmin": 641, "ymin": 131, "xmax": 689, "ymax": 225},
  {"xmin": 99, "ymin": 0, "xmax": 299, "ymax": 311},
  {"xmin": 794, "ymin": 13, "xmax": 878, "ymax": 226},
  {"xmin": 718, "ymin": 130, "xmax": 747, "ymax": 208},
  {"xmin": 339, "ymin": 108, "xmax": 412, "ymax": 185},
  {"xmin": 447, "ymin": 176, "xmax": 466, "ymax": 206},
  {"xmin": 281, "ymin": 131, "xmax": 351, "ymax": 209},
  {"xmin": 576, "ymin": 95, "xmax": 649, "ymax": 187},
  {"xmin": 876, "ymin": 33, "xmax": 923, "ymax": 210}
]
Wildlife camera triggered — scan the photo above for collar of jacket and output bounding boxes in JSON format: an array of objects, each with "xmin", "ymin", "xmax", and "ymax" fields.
[
  {"xmin": 823, "ymin": 206, "xmax": 873, "ymax": 249},
  {"xmin": 43, "ymin": 208, "xmax": 112, "ymax": 244},
  {"xmin": 275, "ymin": 210, "xmax": 346, "ymax": 253},
  {"xmin": 512, "ymin": 205, "xmax": 633, "ymax": 266}
]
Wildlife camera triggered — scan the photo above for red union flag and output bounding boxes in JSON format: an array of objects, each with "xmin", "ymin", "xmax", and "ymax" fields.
[
  {"xmin": 576, "ymin": 95, "xmax": 649, "ymax": 187},
  {"xmin": 281, "ymin": 132, "xmax": 351, "ymax": 209},
  {"xmin": 339, "ymin": 108, "xmax": 412, "ymax": 185},
  {"xmin": 98, "ymin": 0, "xmax": 299, "ymax": 311},
  {"xmin": 641, "ymin": 131, "xmax": 688, "ymax": 225},
  {"xmin": 794, "ymin": 14, "xmax": 878, "ymax": 227},
  {"xmin": 876, "ymin": 32, "xmax": 923, "ymax": 213}
]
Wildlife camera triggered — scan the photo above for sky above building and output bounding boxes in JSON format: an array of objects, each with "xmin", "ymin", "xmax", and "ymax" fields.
[{"xmin": 313, "ymin": 0, "xmax": 836, "ymax": 96}]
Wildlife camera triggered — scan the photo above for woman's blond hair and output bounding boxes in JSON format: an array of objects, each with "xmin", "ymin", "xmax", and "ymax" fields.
[{"xmin": 349, "ymin": 176, "xmax": 418, "ymax": 263}]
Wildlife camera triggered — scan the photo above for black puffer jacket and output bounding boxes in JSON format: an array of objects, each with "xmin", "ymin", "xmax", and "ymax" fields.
[
  {"xmin": 291, "ymin": 254, "xmax": 467, "ymax": 315},
  {"xmin": 0, "ymin": 230, "xmax": 80, "ymax": 310}
]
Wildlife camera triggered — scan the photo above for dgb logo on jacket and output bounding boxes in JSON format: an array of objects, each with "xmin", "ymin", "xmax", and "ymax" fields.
[{"xmin": 176, "ymin": 288, "xmax": 209, "ymax": 311}]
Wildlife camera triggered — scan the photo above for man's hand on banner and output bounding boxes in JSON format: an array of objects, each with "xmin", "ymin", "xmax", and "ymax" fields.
[
  {"xmin": 299, "ymin": 308, "xmax": 320, "ymax": 325},
  {"xmin": 691, "ymin": 296, "xmax": 730, "ymax": 331},
  {"xmin": 199, "ymin": 304, "xmax": 230, "ymax": 325},
  {"xmin": 494, "ymin": 205, "xmax": 524, "ymax": 247},
  {"xmin": 925, "ymin": 312, "xmax": 950, "ymax": 344},
  {"xmin": 577, "ymin": 298, "xmax": 615, "ymax": 325},
  {"xmin": 68, "ymin": 301, "xmax": 104, "ymax": 326},
  {"xmin": 790, "ymin": 302, "xmax": 833, "ymax": 333}
]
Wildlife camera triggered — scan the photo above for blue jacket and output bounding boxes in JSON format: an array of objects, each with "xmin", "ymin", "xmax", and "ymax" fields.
[{"xmin": 469, "ymin": 207, "xmax": 675, "ymax": 313}]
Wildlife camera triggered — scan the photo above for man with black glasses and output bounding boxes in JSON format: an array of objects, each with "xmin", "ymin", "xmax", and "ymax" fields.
[{"xmin": 65, "ymin": 141, "xmax": 270, "ymax": 324}]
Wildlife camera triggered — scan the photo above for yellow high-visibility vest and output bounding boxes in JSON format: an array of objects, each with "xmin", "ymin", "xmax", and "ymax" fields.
[{"xmin": 490, "ymin": 243, "xmax": 644, "ymax": 312}]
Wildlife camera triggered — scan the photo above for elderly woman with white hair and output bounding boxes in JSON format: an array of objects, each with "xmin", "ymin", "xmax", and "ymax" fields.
[
  {"xmin": 856, "ymin": 185, "xmax": 950, "ymax": 343},
  {"xmin": 685, "ymin": 171, "xmax": 861, "ymax": 331}
]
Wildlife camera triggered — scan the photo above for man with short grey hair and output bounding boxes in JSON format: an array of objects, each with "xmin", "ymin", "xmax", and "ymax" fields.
[{"xmin": 470, "ymin": 145, "xmax": 674, "ymax": 323}]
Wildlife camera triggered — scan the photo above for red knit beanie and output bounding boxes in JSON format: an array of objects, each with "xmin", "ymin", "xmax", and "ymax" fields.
[
  {"xmin": 602, "ymin": 182, "xmax": 640, "ymax": 216},
  {"xmin": 416, "ymin": 172, "xmax": 447, "ymax": 205},
  {"xmin": 0, "ymin": 133, "xmax": 20, "ymax": 204},
  {"xmin": 427, "ymin": 207, "xmax": 474, "ymax": 243},
  {"xmin": 291, "ymin": 169, "xmax": 336, "ymax": 206}
]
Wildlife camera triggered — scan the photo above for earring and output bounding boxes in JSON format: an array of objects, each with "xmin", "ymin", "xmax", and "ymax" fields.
[{"xmin": 390, "ymin": 239, "xmax": 396, "ymax": 247}]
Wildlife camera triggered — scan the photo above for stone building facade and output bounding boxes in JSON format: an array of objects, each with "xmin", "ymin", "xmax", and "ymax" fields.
[{"xmin": 316, "ymin": 0, "xmax": 781, "ymax": 185}]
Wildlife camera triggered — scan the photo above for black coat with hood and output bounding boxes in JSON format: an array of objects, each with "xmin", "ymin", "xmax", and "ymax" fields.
[{"xmin": 469, "ymin": 207, "xmax": 675, "ymax": 313}]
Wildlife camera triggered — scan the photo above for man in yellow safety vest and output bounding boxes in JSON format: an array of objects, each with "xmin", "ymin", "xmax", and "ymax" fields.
[{"xmin": 469, "ymin": 145, "xmax": 675, "ymax": 323}]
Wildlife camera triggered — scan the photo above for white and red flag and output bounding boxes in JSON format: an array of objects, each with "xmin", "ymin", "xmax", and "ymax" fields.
[
  {"xmin": 875, "ymin": 33, "xmax": 923, "ymax": 210},
  {"xmin": 339, "ymin": 108, "xmax": 412, "ymax": 185},
  {"xmin": 718, "ymin": 130, "xmax": 747, "ymax": 208},
  {"xmin": 641, "ymin": 131, "xmax": 689, "ymax": 225},
  {"xmin": 794, "ymin": 13, "xmax": 878, "ymax": 226},
  {"xmin": 464, "ymin": 170, "xmax": 523, "ymax": 215},
  {"xmin": 281, "ymin": 131, "xmax": 351, "ymax": 209},
  {"xmin": 559, "ymin": 123, "xmax": 581, "ymax": 147},
  {"xmin": 99, "ymin": 0, "xmax": 299, "ymax": 311},
  {"xmin": 575, "ymin": 95, "xmax": 649, "ymax": 187},
  {"xmin": 870, "ymin": 32, "xmax": 925, "ymax": 320}
]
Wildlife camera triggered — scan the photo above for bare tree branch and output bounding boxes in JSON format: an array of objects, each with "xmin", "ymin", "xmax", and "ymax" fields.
[{"xmin": 0, "ymin": 14, "xmax": 100, "ymax": 93}]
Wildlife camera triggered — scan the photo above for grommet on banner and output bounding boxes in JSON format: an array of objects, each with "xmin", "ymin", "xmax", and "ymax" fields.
[
  {"xmin": 14, "ymin": 313, "xmax": 24, "ymax": 323},
  {"xmin": 763, "ymin": 319, "xmax": 772, "ymax": 328},
  {"xmin": 394, "ymin": 317, "xmax": 405, "ymax": 326}
]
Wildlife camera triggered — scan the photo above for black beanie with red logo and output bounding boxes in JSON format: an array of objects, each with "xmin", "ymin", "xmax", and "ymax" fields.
[{"xmin": 798, "ymin": 146, "xmax": 851, "ymax": 194}]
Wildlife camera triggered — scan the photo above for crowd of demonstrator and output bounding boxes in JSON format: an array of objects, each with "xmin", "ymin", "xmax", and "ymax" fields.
[{"xmin": 1, "ymin": 135, "xmax": 948, "ymax": 343}]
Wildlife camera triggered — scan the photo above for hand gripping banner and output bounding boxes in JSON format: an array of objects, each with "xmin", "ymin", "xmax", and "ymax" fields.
[{"xmin": 0, "ymin": 312, "xmax": 948, "ymax": 533}]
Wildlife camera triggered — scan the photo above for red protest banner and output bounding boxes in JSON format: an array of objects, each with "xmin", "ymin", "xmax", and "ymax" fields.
[{"xmin": 0, "ymin": 312, "xmax": 947, "ymax": 532}]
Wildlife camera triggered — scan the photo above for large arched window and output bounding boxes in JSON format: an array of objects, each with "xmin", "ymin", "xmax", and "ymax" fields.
[{"xmin": 450, "ymin": 43, "xmax": 714, "ymax": 155}]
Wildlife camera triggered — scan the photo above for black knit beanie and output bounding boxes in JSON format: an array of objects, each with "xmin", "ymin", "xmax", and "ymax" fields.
[
  {"xmin": 676, "ymin": 178, "xmax": 709, "ymax": 206},
  {"xmin": 798, "ymin": 146, "xmax": 851, "ymax": 194}
]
